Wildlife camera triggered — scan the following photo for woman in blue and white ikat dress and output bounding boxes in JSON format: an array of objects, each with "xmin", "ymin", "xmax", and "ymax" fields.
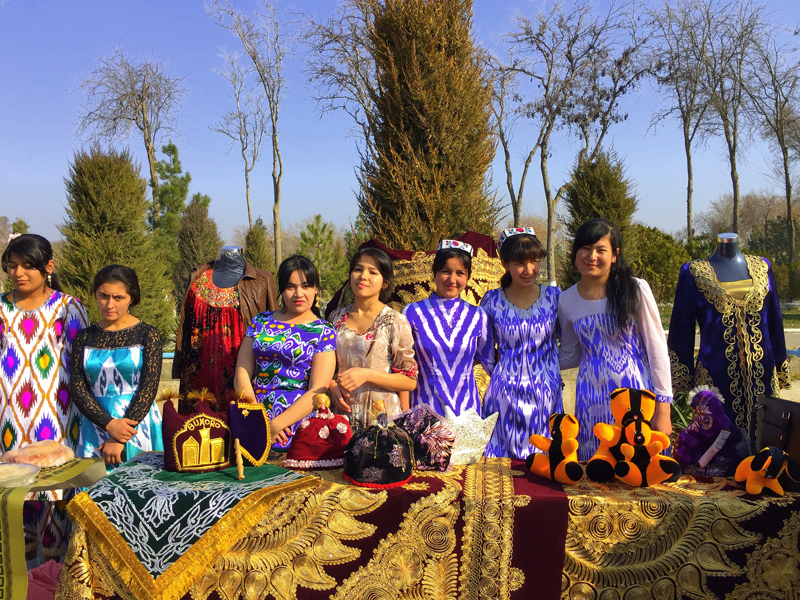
[
  {"xmin": 70, "ymin": 265, "xmax": 163, "ymax": 468},
  {"xmin": 480, "ymin": 227, "xmax": 562, "ymax": 460}
]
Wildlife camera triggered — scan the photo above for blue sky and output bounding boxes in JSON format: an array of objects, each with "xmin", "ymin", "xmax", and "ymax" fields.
[{"xmin": 1, "ymin": 0, "xmax": 799, "ymax": 243}]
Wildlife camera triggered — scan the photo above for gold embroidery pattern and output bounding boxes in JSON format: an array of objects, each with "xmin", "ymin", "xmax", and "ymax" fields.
[
  {"xmin": 777, "ymin": 359, "xmax": 791, "ymax": 390},
  {"xmin": 729, "ymin": 510, "xmax": 800, "ymax": 598},
  {"xmin": 460, "ymin": 457, "xmax": 529, "ymax": 600},
  {"xmin": 561, "ymin": 477, "xmax": 800, "ymax": 600},
  {"xmin": 694, "ymin": 360, "xmax": 714, "ymax": 387},
  {"xmin": 669, "ymin": 349, "xmax": 693, "ymax": 392},
  {"xmin": 332, "ymin": 472, "xmax": 462, "ymax": 599},
  {"xmin": 183, "ymin": 481, "xmax": 386, "ymax": 600},
  {"xmin": 690, "ymin": 257, "xmax": 769, "ymax": 431}
]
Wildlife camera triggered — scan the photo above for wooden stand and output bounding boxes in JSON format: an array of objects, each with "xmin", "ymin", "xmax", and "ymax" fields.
[{"xmin": 234, "ymin": 438, "xmax": 245, "ymax": 480}]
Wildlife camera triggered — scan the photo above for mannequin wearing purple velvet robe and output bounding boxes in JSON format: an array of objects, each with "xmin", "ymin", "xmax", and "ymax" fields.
[{"xmin": 668, "ymin": 256, "xmax": 790, "ymax": 441}]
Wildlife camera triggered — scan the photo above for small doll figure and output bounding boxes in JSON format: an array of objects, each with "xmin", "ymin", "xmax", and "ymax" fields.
[
  {"xmin": 284, "ymin": 393, "xmax": 352, "ymax": 469},
  {"xmin": 673, "ymin": 386, "xmax": 749, "ymax": 477},
  {"xmin": 526, "ymin": 413, "xmax": 583, "ymax": 484}
]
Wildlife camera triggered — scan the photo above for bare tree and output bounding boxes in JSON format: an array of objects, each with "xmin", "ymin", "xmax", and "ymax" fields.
[
  {"xmin": 77, "ymin": 48, "xmax": 186, "ymax": 227},
  {"xmin": 485, "ymin": 53, "xmax": 537, "ymax": 228},
  {"xmin": 303, "ymin": 0, "xmax": 379, "ymax": 162},
  {"xmin": 208, "ymin": 0, "xmax": 287, "ymax": 265},
  {"xmin": 745, "ymin": 27, "xmax": 800, "ymax": 260},
  {"xmin": 211, "ymin": 52, "xmax": 269, "ymax": 230},
  {"xmin": 691, "ymin": 0, "xmax": 766, "ymax": 234},
  {"xmin": 506, "ymin": 0, "xmax": 649, "ymax": 283},
  {"xmin": 649, "ymin": 0, "xmax": 711, "ymax": 244}
]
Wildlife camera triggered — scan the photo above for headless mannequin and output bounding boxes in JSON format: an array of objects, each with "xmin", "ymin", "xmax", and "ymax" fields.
[
  {"xmin": 707, "ymin": 233, "xmax": 750, "ymax": 283},
  {"xmin": 212, "ymin": 246, "xmax": 246, "ymax": 289}
]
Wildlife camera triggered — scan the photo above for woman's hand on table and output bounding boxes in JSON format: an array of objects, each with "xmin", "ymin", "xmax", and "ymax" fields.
[
  {"xmin": 106, "ymin": 418, "xmax": 138, "ymax": 443},
  {"xmin": 99, "ymin": 440, "xmax": 125, "ymax": 465},
  {"xmin": 270, "ymin": 421, "xmax": 293, "ymax": 446}
]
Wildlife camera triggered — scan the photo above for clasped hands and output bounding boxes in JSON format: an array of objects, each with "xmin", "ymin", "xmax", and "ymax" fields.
[
  {"xmin": 330, "ymin": 367, "xmax": 371, "ymax": 413},
  {"xmin": 99, "ymin": 417, "xmax": 139, "ymax": 465}
]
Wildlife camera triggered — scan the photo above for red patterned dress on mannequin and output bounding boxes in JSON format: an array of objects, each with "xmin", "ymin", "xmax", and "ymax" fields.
[{"xmin": 178, "ymin": 269, "xmax": 245, "ymax": 401}]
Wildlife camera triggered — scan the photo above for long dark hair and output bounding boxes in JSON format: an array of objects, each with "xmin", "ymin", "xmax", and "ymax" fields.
[
  {"xmin": 570, "ymin": 218, "xmax": 638, "ymax": 331},
  {"xmin": 92, "ymin": 265, "xmax": 141, "ymax": 307},
  {"xmin": 349, "ymin": 247, "xmax": 393, "ymax": 303},
  {"xmin": 277, "ymin": 255, "xmax": 322, "ymax": 318},
  {"xmin": 499, "ymin": 233, "xmax": 546, "ymax": 288},
  {"xmin": 1, "ymin": 234, "xmax": 62, "ymax": 292}
]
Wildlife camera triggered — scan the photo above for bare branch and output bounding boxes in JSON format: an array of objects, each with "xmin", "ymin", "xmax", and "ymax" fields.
[
  {"xmin": 207, "ymin": 0, "xmax": 287, "ymax": 264},
  {"xmin": 77, "ymin": 47, "xmax": 187, "ymax": 222}
]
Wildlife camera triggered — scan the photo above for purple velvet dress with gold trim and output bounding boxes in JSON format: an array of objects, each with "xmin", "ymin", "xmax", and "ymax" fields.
[{"xmin": 668, "ymin": 256, "xmax": 790, "ymax": 438}]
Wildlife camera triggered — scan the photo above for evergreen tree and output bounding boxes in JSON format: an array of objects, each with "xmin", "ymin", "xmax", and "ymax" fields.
[
  {"xmin": 11, "ymin": 218, "xmax": 29, "ymax": 234},
  {"xmin": 152, "ymin": 142, "xmax": 191, "ymax": 271},
  {"xmin": 59, "ymin": 145, "xmax": 174, "ymax": 341},
  {"xmin": 627, "ymin": 224, "xmax": 690, "ymax": 304},
  {"xmin": 244, "ymin": 218, "xmax": 273, "ymax": 272},
  {"xmin": 174, "ymin": 193, "xmax": 223, "ymax": 304},
  {"xmin": 298, "ymin": 214, "xmax": 348, "ymax": 300},
  {"xmin": 562, "ymin": 150, "xmax": 639, "ymax": 287},
  {"xmin": 358, "ymin": 0, "xmax": 498, "ymax": 250}
]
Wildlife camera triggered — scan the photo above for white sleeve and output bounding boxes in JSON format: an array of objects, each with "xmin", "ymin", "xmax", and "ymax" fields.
[
  {"xmin": 558, "ymin": 293, "xmax": 582, "ymax": 370},
  {"xmin": 635, "ymin": 279, "xmax": 673, "ymax": 402}
]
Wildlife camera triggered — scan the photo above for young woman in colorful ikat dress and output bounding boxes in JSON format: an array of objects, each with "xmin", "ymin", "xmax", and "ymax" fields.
[
  {"xmin": 0, "ymin": 234, "xmax": 89, "ymax": 562},
  {"xmin": 70, "ymin": 265, "xmax": 163, "ymax": 468},
  {"xmin": 403, "ymin": 240, "xmax": 495, "ymax": 417},
  {"xmin": 557, "ymin": 218, "xmax": 672, "ymax": 461},
  {"xmin": 481, "ymin": 228, "xmax": 562, "ymax": 460},
  {"xmin": 234, "ymin": 255, "xmax": 336, "ymax": 450}
]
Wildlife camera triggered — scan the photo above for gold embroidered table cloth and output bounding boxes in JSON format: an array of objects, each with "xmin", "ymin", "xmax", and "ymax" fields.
[
  {"xmin": 562, "ymin": 476, "xmax": 800, "ymax": 599},
  {"xmin": 56, "ymin": 457, "xmax": 567, "ymax": 600}
]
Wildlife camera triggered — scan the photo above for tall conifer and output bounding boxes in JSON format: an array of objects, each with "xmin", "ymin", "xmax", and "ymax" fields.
[
  {"xmin": 59, "ymin": 145, "xmax": 174, "ymax": 340},
  {"xmin": 174, "ymin": 193, "xmax": 223, "ymax": 304},
  {"xmin": 561, "ymin": 150, "xmax": 639, "ymax": 287},
  {"xmin": 358, "ymin": 0, "xmax": 498, "ymax": 250}
]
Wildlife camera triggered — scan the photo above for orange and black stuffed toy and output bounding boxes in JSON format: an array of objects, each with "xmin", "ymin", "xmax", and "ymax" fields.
[
  {"xmin": 614, "ymin": 417, "xmax": 681, "ymax": 486},
  {"xmin": 586, "ymin": 388, "xmax": 658, "ymax": 483},
  {"xmin": 526, "ymin": 413, "xmax": 583, "ymax": 484},
  {"xmin": 734, "ymin": 446, "xmax": 800, "ymax": 496}
]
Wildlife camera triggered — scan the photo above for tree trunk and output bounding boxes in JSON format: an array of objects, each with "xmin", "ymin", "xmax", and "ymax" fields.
[
  {"xmin": 724, "ymin": 126, "xmax": 739, "ymax": 234},
  {"xmin": 245, "ymin": 165, "xmax": 253, "ymax": 230},
  {"xmin": 145, "ymin": 139, "xmax": 160, "ymax": 229},
  {"xmin": 272, "ymin": 128, "xmax": 283, "ymax": 267},
  {"xmin": 541, "ymin": 149, "xmax": 557, "ymax": 285},
  {"xmin": 684, "ymin": 127, "xmax": 694, "ymax": 241},
  {"xmin": 783, "ymin": 144, "xmax": 795, "ymax": 262},
  {"xmin": 730, "ymin": 155, "xmax": 740, "ymax": 235},
  {"xmin": 500, "ymin": 134, "xmax": 519, "ymax": 227}
]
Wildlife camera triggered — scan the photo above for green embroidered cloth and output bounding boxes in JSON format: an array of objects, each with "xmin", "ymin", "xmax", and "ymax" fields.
[
  {"xmin": 77, "ymin": 452, "xmax": 307, "ymax": 576},
  {"xmin": 0, "ymin": 457, "xmax": 105, "ymax": 600}
]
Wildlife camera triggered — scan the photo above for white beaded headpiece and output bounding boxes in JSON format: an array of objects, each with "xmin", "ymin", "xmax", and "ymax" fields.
[
  {"xmin": 497, "ymin": 227, "xmax": 536, "ymax": 249},
  {"xmin": 436, "ymin": 239, "xmax": 474, "ymax": 255}
]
